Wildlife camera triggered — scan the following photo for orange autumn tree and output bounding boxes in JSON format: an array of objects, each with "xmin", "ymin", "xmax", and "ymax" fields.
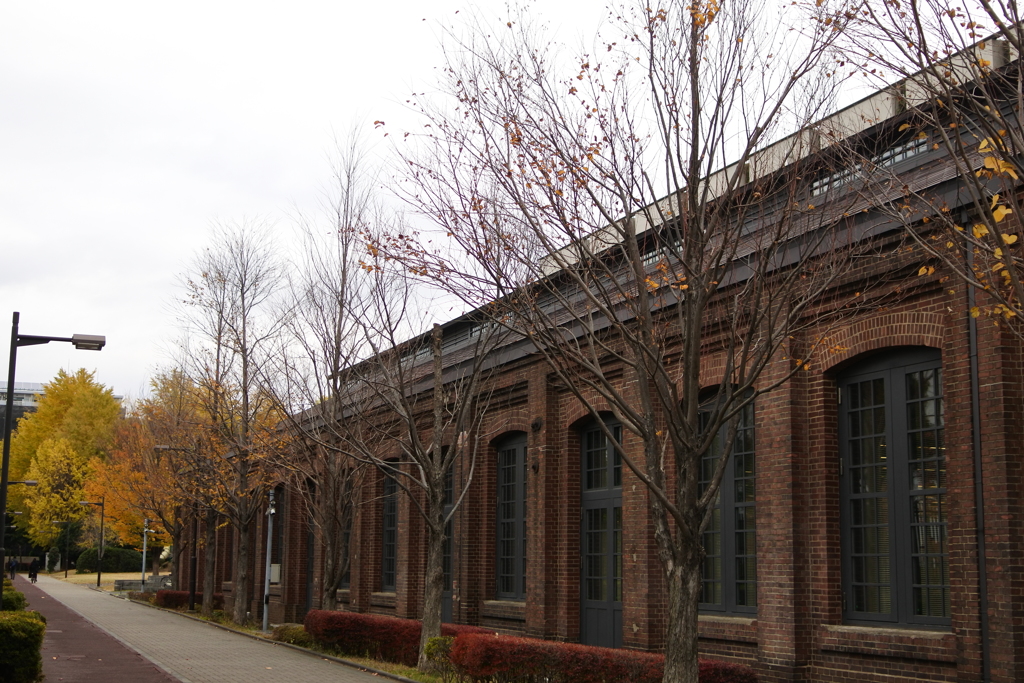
[{"xmin": 84, "ymin": 415, "xmax": 185, "ymax": 583}]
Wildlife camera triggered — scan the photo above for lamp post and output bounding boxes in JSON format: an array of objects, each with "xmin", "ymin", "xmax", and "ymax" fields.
[
  {"xmin": 262, "ymin": 488, "xmax": 276, "ymax": 632},
  {"xmin": 189, "ymin": 506, "xmax": 199, "ymax": 611},
  {"xmin": 141, "ymin": 518, "xmax": 156, "ymax": 586},
  {"xmin": 1, "ymin": 312, "xmax": 104, "ymax": 607},
  {"xmin": 79, "ymin": 498, "xmax": 105, "ymax": 588},
  {"xmin": 51, "ymin": 520, "xmax": 72, "ymax": 578}
]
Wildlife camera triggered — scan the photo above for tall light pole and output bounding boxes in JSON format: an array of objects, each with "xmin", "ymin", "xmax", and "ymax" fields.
[
  {"xmin": 79, "ymin": 498, "xmax": 105, "ymax": 588},
  {"xmin": 189, "ymin": 505, "xmax": 199, "ymax": 611},
  {"xmin": 1, "ymin": 312, "xmax": 104, "ymax": 607},
  {"xmin": 262, "ymin": 488, "xmax": 276, "ymax": 632},
  {"xmin": 141, "ymin": 518, "xmax": 156, "ymax": 585}
]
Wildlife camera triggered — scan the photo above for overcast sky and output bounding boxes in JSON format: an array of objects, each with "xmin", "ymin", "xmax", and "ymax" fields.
[{"xmin": 0, "ymin": 1, "xmax": 607, "ymax": 401}]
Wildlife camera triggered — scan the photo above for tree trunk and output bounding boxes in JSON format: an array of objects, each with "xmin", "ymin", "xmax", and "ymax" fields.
[
  {"xmin": 169, "ymin": 530, "xmax": 183, "ymax": 589},
  {"xmin": 321, "ymin": 530, "xmax": 339, "ymax": 611},
  {"xmin": 662, "ymin": 550, "xmax": 703, "ymax": 683},
  {"xmin": 202, "ymin": 509, "xmax": 217, "ymax": 617},
  {"xmin": 232, "ymin": 521, "xmax": 251, "ymax": 624},
  {"xmin": 418, "ymin": 517, "xmax": 445, "ymax": 670}
]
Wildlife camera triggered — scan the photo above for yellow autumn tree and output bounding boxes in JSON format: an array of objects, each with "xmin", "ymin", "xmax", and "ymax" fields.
[
  {"xmin": 24, "ymin": 438, "xmax": 91, "ymax": 545},
  {"xmin": 9, "ymin": 369, "xmax": 121, "ymax": 539}
]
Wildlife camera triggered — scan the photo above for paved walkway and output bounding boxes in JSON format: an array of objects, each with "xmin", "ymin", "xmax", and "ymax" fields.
[{"xmin": 19, "ymin": 574, "xmax": 386, "ymax": 683}]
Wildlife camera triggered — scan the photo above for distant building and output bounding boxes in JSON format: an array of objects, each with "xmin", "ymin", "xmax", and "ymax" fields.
[{"xmin": 0, "ymin": 382, "xmax": 45, "ymax": 433}]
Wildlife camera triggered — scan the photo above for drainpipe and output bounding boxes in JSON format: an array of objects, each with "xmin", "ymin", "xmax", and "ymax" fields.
[{"xmin": 967, "ymin": 241, "xmax": 991, "ymax": 683}]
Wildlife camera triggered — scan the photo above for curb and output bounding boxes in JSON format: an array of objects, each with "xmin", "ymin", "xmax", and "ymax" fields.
[{"xmin": 103, "ymin": 589, "xmax": 420, "ymax": 683}]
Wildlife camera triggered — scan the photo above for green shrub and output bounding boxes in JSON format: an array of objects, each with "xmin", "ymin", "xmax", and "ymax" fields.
[
  {"xmin": 272, "ymin": 623, "xmax": 315, "ymax": 648},
  {"xmin": 0, "ymin": 611, "xmax": 45, "ymax": 683},
  {"xmin": 46, "ymin": 548, "xmax": 59, "ymax": 572},
  {"xmin": 23, "ymin": 611, "xmax": 45, "ymax": 625},
  {"xmin": 76, "ymin": 547, "xmax": 143, "ymax": 573},
  {"xmin": 1, "ymin": 590, "xmax": 26, "ymax": 612},
  {"xmin": 425, "ymin": 636, "xmax": 457, "ymax": 683},
  {"xmin": 2, "ymin": 578, "xmax": 11, "ymax": 590}
]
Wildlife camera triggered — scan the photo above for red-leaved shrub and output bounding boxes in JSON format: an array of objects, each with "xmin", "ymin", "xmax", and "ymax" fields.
[
  {"xmin": 154, "ymin": 590, "xmax": 224, "ymax": 610},
  {"xmin": 303, "ymin": 610, "xmax": 492, "ymax": 666},
  {"xmin": 450, "ymin": 633, "xmax": 757, "ymax": 683}
]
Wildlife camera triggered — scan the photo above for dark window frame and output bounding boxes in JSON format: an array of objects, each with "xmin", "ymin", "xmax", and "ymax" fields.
[
  {"xmin": 495, "ymin": 433, "xmax": 528, "ymax": 600},
  {"xmin": 839, "ymin": 347, "xmax": 950, "ymax": 628},
  {"xmin": 580, "ymin": 419, "xmax": 623, "ymax": 649},
  {"xmin": 698, "ymin": 399, "xmax": 757, "ymax": 615},
  {"xmin": 380, "ymin": 464, "xmax": 399, "ymax": 593}
]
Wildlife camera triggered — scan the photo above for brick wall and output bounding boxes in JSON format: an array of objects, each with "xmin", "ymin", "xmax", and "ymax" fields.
[{"xmin": 191, "ymin": 239, "xmax": 1024, "ymax": 683}]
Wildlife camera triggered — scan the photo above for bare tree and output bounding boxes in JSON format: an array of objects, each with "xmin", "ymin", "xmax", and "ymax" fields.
[
  {"xmin": 266, "ymin": 134, "xmax": 375, "ymax": 611},
  {"xmin": 372, "ymin": 3, "xmax": 876, "ymax": 682},
  {"xmin": 839, "ymin": 3, "xmax": 1024, "ymax": 337},
  {"xmin": 333, "ymin": 264, "xmax": 507, "ymax": 669},
  {"xmin": 177, "ymin": 221, "xmax": 285, "ymax": 625}
]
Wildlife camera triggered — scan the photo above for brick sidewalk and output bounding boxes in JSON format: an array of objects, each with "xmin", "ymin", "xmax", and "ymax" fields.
[
  {"xmin": 16, "ymin": 573, "xmax": 177, "ymax": 682},
  {"xmin": 21, "ymin": 574, "xmax": 387, "ymax": 683}
]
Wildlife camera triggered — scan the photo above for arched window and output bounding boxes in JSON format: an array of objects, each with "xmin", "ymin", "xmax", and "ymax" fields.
[
  {"xmin": 496, "ymin": 433, "xmax": 527, "ymax": 600},
  {"xmin": 699, "ymin": 399, "xmax": 757, "ymax": 614},
  {"xmin": 839, "ymin": 347, "xmax": 949, "ymax": 626}
]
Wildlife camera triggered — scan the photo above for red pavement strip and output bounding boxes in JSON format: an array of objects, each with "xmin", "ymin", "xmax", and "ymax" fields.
[{"xmin": 13, "ymin": 574, "xmax": 178, "ymax": 683}]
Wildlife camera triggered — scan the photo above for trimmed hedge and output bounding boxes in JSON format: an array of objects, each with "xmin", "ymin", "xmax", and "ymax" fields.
[
  {"xmin": 77, "ymin": 547, "xmax": 143, "ymax": 573},
  {"xmin": 154, "ymin": 590, "xmax": 223, "ymax": 610},
  {"xmin": 0, "ymin": 611, "xmax": 46, "ymax": 683},
  {"xmin": 1, "ymin": 590, "xmax": 27, "ymax": 612},
  {"xmin": 449, "ymin": 633, "xmax": 758, "ymax": 683},
  {"xmin": 303, "ymin": 610, "xmax": 493, "ymax": 666}
]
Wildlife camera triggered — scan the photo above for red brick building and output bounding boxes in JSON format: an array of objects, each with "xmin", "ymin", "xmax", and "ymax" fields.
[{"xmin": 182, "ymin": 55, "xmax": 1024, "ymax": 683}]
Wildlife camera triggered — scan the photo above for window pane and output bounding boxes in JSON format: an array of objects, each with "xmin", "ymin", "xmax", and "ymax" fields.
[
  {"xmin": 497, "ymin": 440, "xmax": 526, "ymax": 599},
  {"xmin": 842, "ymin": 355, "xmax": 949, "ymax": 625},
  {"xmin": 585, "ymin": 508, "xmax": 608, "ymax": 601},
  {"xmin": 906, "ymin": 369, "xmax": 948, "ymax": 618},
  {"xmin": 381, "ymin": 473, "xmax": 398, "ymax": 591},
  {"xmin": 585, "ymin": 430, "xmax": 608, "ymax": 490},
  {"xmin": 700, "ymin": 400, "xmax": 755, "ymax": 611}
]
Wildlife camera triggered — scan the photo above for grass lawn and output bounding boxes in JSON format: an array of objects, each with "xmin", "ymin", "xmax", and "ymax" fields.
[{"xmin": 48, "ymin": 571, "xmax": 150, "ymax": 591}]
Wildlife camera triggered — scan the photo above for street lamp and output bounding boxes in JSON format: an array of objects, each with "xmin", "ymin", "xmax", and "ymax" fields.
[
  {"xmin": 51, "ymin": 520, "xmax": 73, "ymax": 578},
  {"xmin": 1, "ymin": 312, "xmax": 104, "ymax": 608},
  {"xmin": 262, "ymin": 488, "xmax": 276, "ymax": 632},
  {"xmin": 79, "ymin": 498, "xmax": 105, "ymax": 588},
  {"xmin": 141, "ymin": 519, "xmax": 156, "ymax": 586}
]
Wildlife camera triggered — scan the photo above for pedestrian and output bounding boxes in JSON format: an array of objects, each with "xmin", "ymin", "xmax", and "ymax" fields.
[
  {"xmin": 7, "ymin": 556, "xmax": 16, "ymax": 581},
  {"xmin": 28, "ymin": 557, "xmax": 39, "ymax": 583}
]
